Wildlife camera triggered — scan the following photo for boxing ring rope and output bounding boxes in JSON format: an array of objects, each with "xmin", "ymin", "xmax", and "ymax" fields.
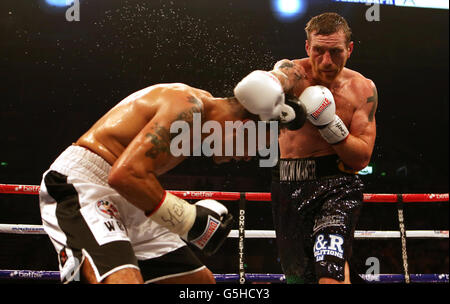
[
  {"xmin": 1, "ymin": 184, "xmax": 450, "ymax": 202},
  {"xmin": 0, "ymin": 270, "xmax": 448, "ymax": 283},
  {"xmin": 0, "ymin": 184, "xmax": 448, "ymax": 283},
  {"xmin": 1, "ymin": 224, "xmax": 448, "ymax": 239}
]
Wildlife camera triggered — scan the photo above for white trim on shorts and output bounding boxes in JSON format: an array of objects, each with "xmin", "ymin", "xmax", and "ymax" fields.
[
  {"xmin": 82, "ymin": 249, "xmax": 140, "ymax": 283},
  {"xmin": 143, "ymin": 265, "xmax": 207, "ymax": 284}
]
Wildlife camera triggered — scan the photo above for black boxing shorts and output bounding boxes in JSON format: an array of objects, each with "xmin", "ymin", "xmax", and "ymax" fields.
[{"xmin": 271, "ymin": 155, "xmax": 364, "ymax": 283}]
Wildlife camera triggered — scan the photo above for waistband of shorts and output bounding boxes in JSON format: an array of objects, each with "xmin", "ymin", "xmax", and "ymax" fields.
[
  {"xmin": 272, "ymin": 154, "xmax": 358, "ymax": 182},
  {"xmin": 49, "ymin": 145, "xmax": 111, "ymax": 186}
]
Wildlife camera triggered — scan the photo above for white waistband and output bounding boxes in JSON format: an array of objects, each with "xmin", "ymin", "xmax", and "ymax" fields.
[{"xmin": 49, "ymin": 145, "xmax": 112, "ymax": 186}]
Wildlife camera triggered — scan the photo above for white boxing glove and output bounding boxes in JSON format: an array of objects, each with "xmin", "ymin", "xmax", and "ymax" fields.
[
  {"xmin": 299, "ymin": 85, "xmax": 349, "ymax": 144},
  {"xmin": 234, "ymin": 70, "xmax": 295, "ymax": 122},
  {"xmin": 148, "ymin": 192, "xmax": 233, "ymax": 256}
]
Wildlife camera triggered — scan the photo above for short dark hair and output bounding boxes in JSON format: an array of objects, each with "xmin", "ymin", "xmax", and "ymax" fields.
[{"xmin": 305, "ymin": 12, "xmax": 352, "ymax": 45}]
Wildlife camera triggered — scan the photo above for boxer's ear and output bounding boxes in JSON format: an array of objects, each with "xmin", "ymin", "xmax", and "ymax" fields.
[
  {"xmin": 347, "ymin": 41, "xmax": 354, "ymax": 58},
  {"xmin": 305, "ymin": 39, "xmax": 311, "ymax": 56}
]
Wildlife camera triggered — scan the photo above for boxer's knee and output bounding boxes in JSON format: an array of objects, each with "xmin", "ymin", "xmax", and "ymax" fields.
[{"xmin": 155, "ymin": 267, "xmax": 216, "ymax": 284}]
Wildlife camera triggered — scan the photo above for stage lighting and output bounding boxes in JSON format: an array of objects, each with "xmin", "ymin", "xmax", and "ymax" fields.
[
  {"xmin": 45, "ymin": 0, "xmax": 72, "ymax": 7},
  {"xmin": 271, "ymin": 0, "xmax": 306, "ymax": 22}
]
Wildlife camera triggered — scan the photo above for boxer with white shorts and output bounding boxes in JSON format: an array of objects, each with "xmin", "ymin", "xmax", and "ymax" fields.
[
  {"xmin": 40, "ymin": 146, "xmax": 207, "ymax": 283},
  {"xmin": 40, "ymin": 81, "xmax": 306, "ymax": 284}
]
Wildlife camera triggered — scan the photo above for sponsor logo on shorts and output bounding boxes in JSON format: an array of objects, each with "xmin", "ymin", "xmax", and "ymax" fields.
[
  {"xmin": 279, "ymin": 159, "xmax": 316, "ymax": 181},
  {"xmin": 94, "ymin": 200, "xmax": 127, "ymax": 233},
  {"xmin": 96, "ymin": 200, "xmax": 120, "ymax": 220},
  {"xmin": 313, "ymin": 215, "xmax": 345, "ymax": 233},
  {"xmin": 314, "ymin": 234, "xmax": 344, "ymax": 262},
  {"xmin": 191, "ymin": 215, "xmax": 220, "ymax": 250},
  {"xmin": 310, "ymin": 97, "xmax": 332, "ymax": 121}
]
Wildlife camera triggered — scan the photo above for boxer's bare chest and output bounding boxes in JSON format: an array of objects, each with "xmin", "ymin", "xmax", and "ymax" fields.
[
  {"xmin": 300, "ymin": 72, "xmax": 359, "ymax": 126},
  {"xmin": 279, "ymin": 72, "xmax": 359, "ymax": 158}
]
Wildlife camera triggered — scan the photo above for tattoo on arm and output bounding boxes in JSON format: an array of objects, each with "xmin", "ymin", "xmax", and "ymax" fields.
[
  {"xmin": 274, "ymin": 61, "xmax": 304, "ymax": 95},
  {"xmin": 367, "ymin": 86, "xmax": 378, "ymax": 122},
  {"xmin": 277, "ymin": 61, "xmax": 303, "ymax": 80},
  {"xmin": 145, "ymin": 124, "xmax": 171, "ymax": 159}
]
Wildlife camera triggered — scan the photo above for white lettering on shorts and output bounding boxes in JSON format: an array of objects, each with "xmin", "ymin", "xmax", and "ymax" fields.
[
  {"xmin": 313, "ymin": 234, "xmax": 344, "ymax": 262},
  {"xmin": 80, "ymin": 200, "xmax": 130, "ymax": 246}
]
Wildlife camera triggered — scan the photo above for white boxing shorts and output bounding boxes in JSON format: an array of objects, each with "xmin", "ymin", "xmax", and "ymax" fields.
[{"xmin": 39, "ymin": 145, "xmax": 205, "ymax": 283}]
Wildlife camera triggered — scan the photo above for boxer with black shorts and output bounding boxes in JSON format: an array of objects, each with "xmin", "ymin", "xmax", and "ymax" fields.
[{"xmin": 234, "ymin": 12, "xmax": 378, "ymax": 283}]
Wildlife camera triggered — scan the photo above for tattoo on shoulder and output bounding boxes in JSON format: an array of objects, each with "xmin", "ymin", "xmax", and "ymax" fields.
[
  {"xmin": 144, "ymin": 124, "xmax": 172, "ymax": 159},
  {"xmin": 175, "ymin": 96, "xmax": 203, "ymax": 123},
  {"xmin": 275, "ymin": 61, "xmax": 304, "ymax": 94},
  {"xmin": 187, "ymin": 96, "xmax": 202, "ymax": 106},
  {"xmin": 366, "ymin": 86, "xmax": 378, "ymax": 122},
  {"xmin": 278, "ymin": 61, "xmax": 294, "ymax": 69},
  {"xmin": 293, "ymin": 71, "xmax": 303, "ymax": 81}
]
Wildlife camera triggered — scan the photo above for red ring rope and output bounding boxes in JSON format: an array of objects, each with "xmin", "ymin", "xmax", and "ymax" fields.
[{"xmin": 0, "ymin": 184, "xmax": 448, "ymax": 202}]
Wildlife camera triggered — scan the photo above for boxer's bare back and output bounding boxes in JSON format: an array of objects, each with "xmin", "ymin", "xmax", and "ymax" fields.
[{"xmin": 76, "ymin": 83, "xmax": 210, "ymax": 173}]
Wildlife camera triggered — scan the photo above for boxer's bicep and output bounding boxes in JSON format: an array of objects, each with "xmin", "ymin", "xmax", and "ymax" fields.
[
  {"xmin": 108, "ymin": 97, "xmax": 201, "ymax": 210},
  {"xmin": 107, "ymin": 117, "xmax": 172, "ymax": 210},
  {"xmin": 142, "ymin": 122, "xmax": 173, "ymax": 161},
  {"xmin": 366, "ymin": 84, "xmax": 378, "ymax": 123},
  {"xmin": 349, "ymin": 83, "xmax": 378, "ymax": 149},
  {"xmin": 113, "ymin": 117, "xmax": 172, "ymax": 178}
]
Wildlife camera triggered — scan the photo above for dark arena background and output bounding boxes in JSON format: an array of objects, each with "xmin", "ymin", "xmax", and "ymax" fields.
[{"xmin": 0, "ymin": 0, "xmax": 448, "ymax": 287}]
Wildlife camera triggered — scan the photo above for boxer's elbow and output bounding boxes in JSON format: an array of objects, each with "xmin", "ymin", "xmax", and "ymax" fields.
[
  {"xmin": 108, "ymin": 166, "xmax": 126, "ymax": 191},
  {"xmin": 354, "ymin": 160, "xmax": 370, "ymax": 172},
  {"xmin": 356, "ymin": 144, "xmax": 373, "ymax": 171},
  {"xmin": 346, "ymin": 153, "xmax": 371, "ymax": 172},
  {"xmin": 108, "ymin": 163, "xmax": 157, "ymax": 190},
  {"xmin": 339, "ymin": 135, "xmax": 373, "ymax": 171},
  {"xmin": 108, "ymin": 164, "xmax": 137, "ymax": 192}
]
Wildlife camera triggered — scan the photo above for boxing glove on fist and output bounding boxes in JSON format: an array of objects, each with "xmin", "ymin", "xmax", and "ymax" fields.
[
  {"xmin": 184, "ymin": 200, "xmax": 234, "ymax": 256},
  {"xmin": 299, "ymin": 85, "xmax": 349, "ymax": 144},
  {"xmin": 283, "ymin": 97, "xmax": 307, "ymax": 130},
  {"xmin": 148, "ymin": 192, "xmax": 233, "ymax": 256},
  {"xmin": 233, "ymin": 70, "xmax": 306, "ymax": 130}
]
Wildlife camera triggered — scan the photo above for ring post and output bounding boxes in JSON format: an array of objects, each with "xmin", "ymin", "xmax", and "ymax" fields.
[
  {"xmin": 397, "ymin": 194, "xmax": 410, "ymax": 283},
  {"xmin": 238, "ymin": 192, "xmax": 246, "ymax": 284}
]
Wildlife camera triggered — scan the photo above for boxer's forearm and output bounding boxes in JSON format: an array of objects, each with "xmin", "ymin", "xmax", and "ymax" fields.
[
  {"xmin": 331, "ymin": 134, "xmax": 373, "ymax": 171},
  {"xmin": 108, "ymin": 168, "xmax": 165, "ymax": 214}
]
